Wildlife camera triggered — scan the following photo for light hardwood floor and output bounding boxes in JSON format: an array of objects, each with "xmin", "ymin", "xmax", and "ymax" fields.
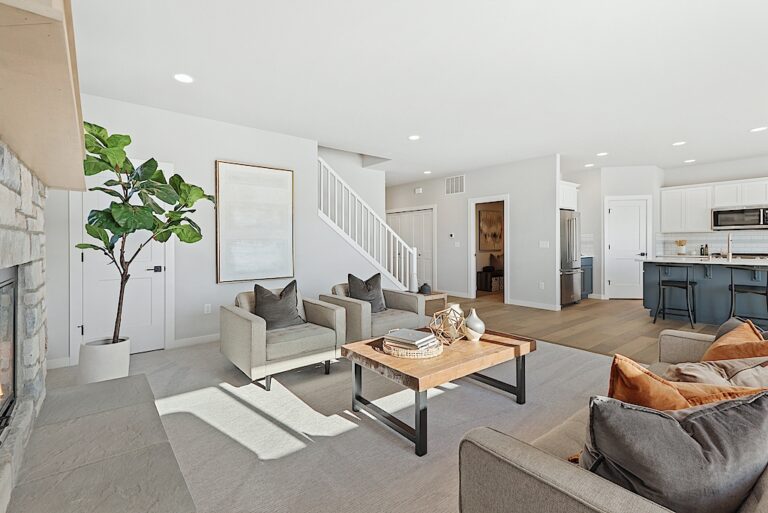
[{"xmin": 449, "ymin": 295, "xmax": 718, "ymax": 363}]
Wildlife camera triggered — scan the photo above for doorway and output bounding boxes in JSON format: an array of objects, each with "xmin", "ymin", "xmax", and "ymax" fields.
[
  {"xmin": 468, "ymin": 196, "xmax": 509, "ymax": 301},
  {"xmin": 386, "ymin": 206, "xmax": 436, "ymax": 291},
  {"xmin": 604, "ymin": 196, "xmax": 652, "ymax": 299},
  {"xmin": 69, "ymin": 161, "xmax": 175, "ymax": 363}
]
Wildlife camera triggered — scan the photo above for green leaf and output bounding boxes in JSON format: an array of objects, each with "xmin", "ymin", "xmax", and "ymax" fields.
[
  {"xmin": 121, "ymin": 158, "xmax": 135, "ymax": 175},
  {"xmin": 138, "ymin": 190, "xmax": 165, "ymax": 214},
  {"xmin": 98, "ymin": 147, "xmax": 126, "ymax": 169},
  {"xmin": 84, "ymin": 133, "xmax": 105, "ymax": 153},
  {"xmin": 88, "ymin": 186, "xmax": 124, "ymax": 199},
  {"xmin": 169, "ymin": 174, "xmax": 184, "ymax": 195},
  {"xmin": 145, "ymin": 183, "xmax": 179, "ymax": 204},
  {"xmin": 75, "ymin": 243, "xmax": 105, "ymax": 251},
  {"xmin": 88, "ymin": 209, "xmax": 124, "ymax": 235},
  {"xmin": 149, "ymin": 168, "xmax": 167, "ymax": 184},
  {"xmin": 103, "ymin": 179, "xmax": 122, "ymax": 187},
  {"xmin": 83, "ymin": 155, "xmax": 112, "ymax": 176},
  {"xmin": 172, "ymin": 223, "xmax": 202, "ymax": 243},
  {"xmin": 179, "ymin": 183, "xmax": 205, "ymax": 207},
  {"xmin": 83, "ymin": 122, "xmax": 108, "ymax": 145},
  {"xmin": 106, "ymin": 134, "xmax": 131, "ymax": 149},
  {"xmin": 110, "ymin": 203, "xmax": 155, "ymax": 231},
  {"xmin": 133, "ymin": 158, "xmax": 158, "ymax": 181},
  {"xmin": 85, "ymin": 224, "xmax": 111, "ymax": 248},
  {"xmin": 154, "ymin": 229, "xmax": 173, "ymax": 243}
]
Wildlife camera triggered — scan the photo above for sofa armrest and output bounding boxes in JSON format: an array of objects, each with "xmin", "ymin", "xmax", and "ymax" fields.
[
  {"xmin": 658, "ymin": 330, "xmax": 715, "ymax": 364},
  {"xmin": 383, "ymin": 289, "xmax": 425, "ymax": 317},
  {"xmin": 220, "ymin": 305, "xmax": 267, "ymax": 380},
  {"xmin": 319, "ymin": 294, "xmax": 371, "ymax": 342},
  {"xmin": 460, "ymin": 427, "xmax": 672, "ymax": 513},
  {"xmin": 303, "ymin": 298, "xmax": 346, "ymax": 346}
]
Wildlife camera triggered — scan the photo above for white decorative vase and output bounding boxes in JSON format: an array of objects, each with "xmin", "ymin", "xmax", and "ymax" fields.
[
  {"xmin": 77, "ymin": 337, "xmax": 131, "ymax": 385},
  {"xmin": 464, "ymin": 308, "xmax": 486, "ymax": 342}
]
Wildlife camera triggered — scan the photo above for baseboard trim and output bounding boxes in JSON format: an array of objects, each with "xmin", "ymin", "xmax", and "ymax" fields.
[
  {"xmin": 441, "ymin": 289, "xmax": 470, "ymax": 298},
  {"xmin": 168, "ymin": 333, "xmax": 219, "ymax": 349},
  {"xmin": 588, "ymin": 294, "xmax": 609, "ymax": 300},
  {"xmin": 47, "ymin": 357, "xmax": 72, "ymax": 369},
  {"xmin": 506, "ymin": 299, "xmax": 561, "ymax": 311}
]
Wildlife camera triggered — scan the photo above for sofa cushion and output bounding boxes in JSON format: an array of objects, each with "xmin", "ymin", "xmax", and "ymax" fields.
[
  {"xmin": 531, "ymin": 408, "xmax": 588, "ymax": 459},
  {"xmin": 608, "ymin": 354, "xmax": 763, "ymax": 410},
  {"xmin": 254, "ymin": 281, "xmax": 305, "ymax": 330},
  {"xmin": 665, "ymin": 357, "xmax": 768, "ymax": 388},
  {"xmin": 581, "ymin": 393, "xmax": 768, "ymax": 513},
  {"xmin": 266, "ymin": 323, "xmax": 335, "ymax": 361},
  {"xmin": 371, "ymin": 309, "xmax": 422, "ymax": 337},
  {"xmin": 702, "ymin": 320, "xmax": 768, "ymax": 361},
  {"xmin": 348, "ymin": 273, "xmax": 386, "ymax": 313}
]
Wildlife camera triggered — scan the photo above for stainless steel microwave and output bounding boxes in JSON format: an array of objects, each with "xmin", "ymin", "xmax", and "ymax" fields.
[{"xmin": 712, "ymin": 207, "xmax": 768, "ymax": 230}]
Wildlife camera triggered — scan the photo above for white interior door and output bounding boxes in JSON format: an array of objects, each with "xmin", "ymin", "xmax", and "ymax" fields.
[
  {"xmin": 386, "ymin": 209, "xmax": 434, "ymax": 288},
  {"xmin": 605, "ymin": 198, "xmax": 649, "ymax": 299},
  {"xmin": 80, "ymin": 162, "xmax": 171, "ymax": 353}
]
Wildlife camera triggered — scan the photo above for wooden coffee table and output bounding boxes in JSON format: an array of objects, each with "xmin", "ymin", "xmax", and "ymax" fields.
[{"xmin": 341, "ymin": 329, "xmax": 536, "ymax": 456}]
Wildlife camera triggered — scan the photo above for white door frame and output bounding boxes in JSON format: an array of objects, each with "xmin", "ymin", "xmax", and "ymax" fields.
[
  {"xmin": 468, "ymin": 194, "xmax": 510, "ymax": 301},
  {"xmin": 603, "ymin": 194, "xmax": 653, "ymax": 299},
  {"xmin": 386, "ymin": 204, "xmax": 438, "ymax": 291},
  {"xmin": 67, "ymin": 171, "xmax": 176, "ymax": 366}
]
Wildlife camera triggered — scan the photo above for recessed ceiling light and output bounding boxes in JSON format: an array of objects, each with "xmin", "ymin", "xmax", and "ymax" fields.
[
  {"xmin": 750, "ymin": 126, "xmax": 768, "ymax": 133},
  {"xmin": 423, "ymin": 170, "xmax": 432, "ymax": 174},
  {"xmin": 596, "ymin": 152, "xmax": 608, "ymax": 157},
  {"xmin": 684, "ymin": 159, "xmax": 696, "ymax": 164},
  {"xmin": 672, "ymin": 141, "xmax": 687, "ymax": 146},
  {"xmin": 584, "ymin": 163, "xmax": 595, "ymax": 168},
  {"xmin": 408, "ymin": 135, "xmax": 421, "ymax": 141},
  {"xmin": 173, "ymin": 73, "xmax": 194, "ymax": 84}
]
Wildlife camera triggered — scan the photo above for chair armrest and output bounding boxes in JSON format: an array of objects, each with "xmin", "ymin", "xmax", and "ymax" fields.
[
  {"xmin": 220, "ymin": 305, "xmax": 266, "ymax": 379},
  {"xmin": 319, "ymin": 295, "xmax": 371, "ymax": 342},
  {"xmin": 658, "ymin": 330, "xmax": 715, "ymax": 364},
  {"xmin": 303, "ymin": 298, "xmax": 346, "ymax": 346},
  {"xmin": 460, "ymin": 427, "xmax": 672, "ymax": 513},
  {"xmin": 383, "ymin": 290, "xmax": 425, "ymax": 316}
]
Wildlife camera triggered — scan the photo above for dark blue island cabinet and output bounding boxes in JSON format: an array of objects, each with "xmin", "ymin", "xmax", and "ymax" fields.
[
  {"xmin": 581, "ymin": 257, "xmax": 593, "ymax": 299},
  {"xmin": 642, "ymin": 261, "xmax": 768, "ymax": 324}
]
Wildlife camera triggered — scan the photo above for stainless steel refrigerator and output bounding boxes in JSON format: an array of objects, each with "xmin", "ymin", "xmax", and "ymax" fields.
[{"xmin": 560, "ymin": 209, "xmax": 582, "ymax": 306}]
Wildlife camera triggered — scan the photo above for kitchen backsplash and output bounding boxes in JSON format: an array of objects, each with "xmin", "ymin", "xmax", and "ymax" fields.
[{"xmin": 656, "ymin": 232, "xmax": 768, "ymax": 256}]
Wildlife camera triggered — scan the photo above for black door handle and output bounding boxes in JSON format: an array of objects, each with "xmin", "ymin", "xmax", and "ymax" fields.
[
  {"xmin": 146, "ymin": 265, "xmax": 163, "ymax": 272},
  {"xmin": 637, "ymin": 252, "xmax": 647, "ymax": 256}
]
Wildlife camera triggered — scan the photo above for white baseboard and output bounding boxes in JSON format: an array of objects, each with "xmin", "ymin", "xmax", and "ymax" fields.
[
  {"xmin": 588, "ymin": 293, "xmax": 609, "ymax": 300},
  {"xmin": 506, "ymin": 299, "xmax": 561, "ymax": 311},
  {"xmin": 440, "ymin": 289, "xmax": 470, "ymax": 298},
  {"xmin": 168, "ymin": 333, "xmax": 219, "ymax": 349},
  {"xmin": 47, "ymin": 356, "xmax": 72, "ymax": 369}
]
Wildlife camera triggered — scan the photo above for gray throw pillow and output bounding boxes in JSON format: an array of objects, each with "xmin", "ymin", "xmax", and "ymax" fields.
[
  {"xmin": 254, "ymin": 280, "xmax": 305, "ymax": 330},
  {"xmin": 580, "ymin": 393, "xmax": 768, "ymax": 513},
  {"xmin": 348, "ymin": 273, "xmax": 386, "ymax": 313}
]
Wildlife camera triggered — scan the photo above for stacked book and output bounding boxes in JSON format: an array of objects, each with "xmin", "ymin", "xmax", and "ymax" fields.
[{"xmin": 384, "ymin": 329, "xmax": 439, "ymax": 351}]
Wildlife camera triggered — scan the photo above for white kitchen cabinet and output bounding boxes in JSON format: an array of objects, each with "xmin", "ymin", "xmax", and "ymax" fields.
[
  {"xmin": 713, "ymin": 179, "xmax": 768, "ymax": 207},
  {"xmin": 713, "ymin": 183, "xmax": 741, "ymax": 207},
  {"xmin": 560, "ymin": 181, "xmax": 579, "ymax": 210},
  {"xmin": 661, "ymin": 186, "xmax": 712, "ymax": 233},
  {"xmin": 741, "ymin": 181, "xmax": 768, "ymax": 205}
]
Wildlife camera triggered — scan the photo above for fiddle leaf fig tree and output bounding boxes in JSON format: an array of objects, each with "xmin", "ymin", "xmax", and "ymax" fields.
[{"xmin": 76, "ymin": 122, "xmax": 215, "ymax": 344}]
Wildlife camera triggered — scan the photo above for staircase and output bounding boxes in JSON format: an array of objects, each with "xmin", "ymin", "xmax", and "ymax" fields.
[{"xmin": 317, "ymin": 157, "xmax": 418, "ymax": 291}]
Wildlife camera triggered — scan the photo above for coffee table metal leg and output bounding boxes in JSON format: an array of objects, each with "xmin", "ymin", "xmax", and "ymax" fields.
[
  {"xmin": 352, "ymin": 363, "xmax": 362, "ymax": 412},
  {"xmin": 516, "ymin": 355, "xmax": 526, "ymax": 404},
  {"xmin": 469, "ymin": 355, "xmax": 527, "ymax": 404},
  {"xmin": 415, "ymin": 390, "xmax": 428, "ymax": 456}
]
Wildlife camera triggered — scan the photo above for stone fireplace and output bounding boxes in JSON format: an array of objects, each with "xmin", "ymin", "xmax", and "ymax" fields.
[{"xmin": 0, "ymin": 140, "xmax": 47, "ymax": 510}]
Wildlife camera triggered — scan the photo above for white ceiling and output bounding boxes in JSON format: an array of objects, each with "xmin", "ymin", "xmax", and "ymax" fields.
[{"xmin": 72, "ymin": 0, "xmax": 768, "ymax": 185}]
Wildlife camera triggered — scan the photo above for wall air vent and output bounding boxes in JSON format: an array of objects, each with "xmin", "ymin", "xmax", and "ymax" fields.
[{"xmin": 444, "ymin": 175, "xmax": 465, "ymax": 195}]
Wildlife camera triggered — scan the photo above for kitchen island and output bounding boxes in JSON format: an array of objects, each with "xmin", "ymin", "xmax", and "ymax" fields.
[{"xmin": 643, "ymin": 257, "xmax": 768, "ymax": 325}]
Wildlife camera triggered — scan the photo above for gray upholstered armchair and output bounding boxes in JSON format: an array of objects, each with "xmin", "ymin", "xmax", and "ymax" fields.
[
  {"xmin": 220, "ymin": 289, "xmax": 345, "ymax": 390},
  {"xmin": 319, "ymin": 283, "xmax": 426, "ymax": 342}
]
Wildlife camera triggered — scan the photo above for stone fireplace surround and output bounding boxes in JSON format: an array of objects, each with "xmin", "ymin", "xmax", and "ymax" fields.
[{"xmin": 0, "ymin": 140, "xmax": 47, "ymax": 512}]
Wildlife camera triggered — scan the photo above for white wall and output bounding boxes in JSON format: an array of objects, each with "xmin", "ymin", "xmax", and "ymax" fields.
[
  {"xmin": 44, "ymin": 189, "xmax": 70, "ymax": 363},
  {"xmin": 318, "ymin": 146, "xmax": 386, "ymax": 218},
  {"xmin": 45, "ymin": 94, "xmax": 393, "ymax": 361},
  {"xmin": 664, "ymin": 155, "xmax": 768, "ymax": 187},
  {"xmin": 386, "ymin": 155, "xmax": 560, "ymax": 309}
]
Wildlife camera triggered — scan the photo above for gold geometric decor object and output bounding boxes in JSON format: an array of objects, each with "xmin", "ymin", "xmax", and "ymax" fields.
[{"xmin": 428, "ymin": 306, "xmax": 466, "ymax": 345}]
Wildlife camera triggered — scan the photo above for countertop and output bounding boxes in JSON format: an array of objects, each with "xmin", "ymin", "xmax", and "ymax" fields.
[{"xmin": 641, "ymin": 256, "xmax": 768, "ymax": 266}]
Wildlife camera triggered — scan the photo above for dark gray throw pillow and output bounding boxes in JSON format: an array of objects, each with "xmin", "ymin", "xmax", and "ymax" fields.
[
  {"xmin": 580, "ymin": 393, "xmax": 768, "ymax": 513},
  {"xmin": 348, "ymin": 273, "xmax": 386, "ymax": 313},
  {"xmin": 254, "ymin": 280, "xmax": 305, "ymax": 330}
]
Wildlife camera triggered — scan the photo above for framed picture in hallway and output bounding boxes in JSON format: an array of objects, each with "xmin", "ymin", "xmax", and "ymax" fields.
[
  {"xmin": 215, "ymin": 160, "xmax": 294, "ymax": 283},
  {"xmin": 478, "ymin": 210, "xmax": 503, "ymax": 251}
]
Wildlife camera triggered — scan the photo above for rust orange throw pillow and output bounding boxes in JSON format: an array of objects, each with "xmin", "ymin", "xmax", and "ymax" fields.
[
  {"xmin": 608, "ymin": 354, "xmax": 764, "ymax": 410},
  {"xmin": 701, "ymin": 320, "xmax": 768, "ymax": 361}
]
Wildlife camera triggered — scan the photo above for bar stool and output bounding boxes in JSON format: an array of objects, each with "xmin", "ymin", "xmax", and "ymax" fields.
[
  {"xmin": 653, "ymin": 264, "xmax": 697, "ymax": 328},
  {"xmin": 727, "ymin": 266, "xmax": 768, "ymax": 323}
]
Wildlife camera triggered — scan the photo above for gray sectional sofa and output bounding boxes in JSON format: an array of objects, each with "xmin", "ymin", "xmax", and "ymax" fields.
[{"xmin": 459, "ymin": 329, "xmax": 768, "ymax": 513}]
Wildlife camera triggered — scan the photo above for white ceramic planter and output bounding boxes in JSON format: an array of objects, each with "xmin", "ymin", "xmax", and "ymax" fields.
[{"xmin": 77, "ymin": 337, "xmax": 131, "ymax": 385}]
